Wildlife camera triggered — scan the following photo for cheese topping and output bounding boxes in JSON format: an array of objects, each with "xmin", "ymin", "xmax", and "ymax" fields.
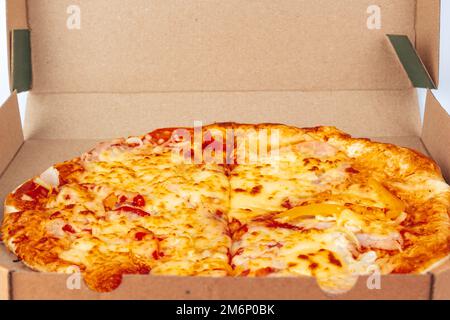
[{"xmin": 2, "ymin": 124, "xmax": 449, "ymax": 293}]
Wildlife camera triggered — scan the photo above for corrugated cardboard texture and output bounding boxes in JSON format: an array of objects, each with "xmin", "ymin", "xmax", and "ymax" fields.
[
  {"xmin": 28, "ymin": 0, "xmax": 415, "ymax": 93},
  {"xmin": 422, "ymin": 91, "xmax": 450, "ymax": 182},
  {"xmin": 9, "ymin": 272, "xmax": 431, "ymax": 300},
  {"xmin": 416, "ymin": 0, "xmax": 441, "ymax": 87},
  {"xmin": 0, "ymin": 93, "xmax": 24, "ymax": 176},
  {"xmin": 24, "ymin": 90, "xmax": 422, "ymax": 140}
]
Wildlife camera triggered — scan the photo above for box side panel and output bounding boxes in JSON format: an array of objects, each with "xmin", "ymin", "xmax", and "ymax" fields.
[
  {"xmin": 430, "ymin": 259, "xmax": 450, "ymax": 300},
  {"xmin": 9, "ymin": 272, "xmax": 431, "ymax": 300},
  {"xmin": 416, "ymin": 0, "xmax": 440, "ymax": 87},
  {"xmin": 0, "ymin": 267, "xmax": 10, "ymax": 300},
  {"xmin": 0, "ymin": 87, "xmax": 23, "ymax": 301},
  {"xmin": 24, "ymin": 90, "xmax": 422, "ymax": 140},
  {"xmin": 27, "ymin": 0, "xmax": 415, "ymax": 93},
  {"xmin": 6, "ymin": 0, "xmax": 28, "ymax": 30},
  {"xmin": 422, "ymin": 91, "xmax": 450, "ymax": 181},
  {"xmin": 0, "ymin": 93, "xmax": 24, "ymax": 177},
  {"xmin": 10, "ymin": 272, "xmax": 100, "ymax": 300},
  {"xmin": 433, "ymin": 272, "xmax": 450, "ymax": 300}
]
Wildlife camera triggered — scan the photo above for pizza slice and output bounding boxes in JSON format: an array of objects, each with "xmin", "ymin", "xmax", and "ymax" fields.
[
  {"xmin": 2, "ymin": 127, "xmax": 232, "ymax": 291},
  {"xmin": 227, "ymin": 125, "xmax": 450, "ymax": 292}
]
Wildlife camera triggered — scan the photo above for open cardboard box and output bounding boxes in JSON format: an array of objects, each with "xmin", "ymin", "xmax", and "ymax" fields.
[{"xmin": 1, "ymin": 0, "xmax": 449, "ymax": 300}]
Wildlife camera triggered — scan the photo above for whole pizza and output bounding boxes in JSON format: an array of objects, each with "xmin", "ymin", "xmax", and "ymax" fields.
[{"xmin": 1, "ymin": 124, "xmax": 449, "ymax": 293}]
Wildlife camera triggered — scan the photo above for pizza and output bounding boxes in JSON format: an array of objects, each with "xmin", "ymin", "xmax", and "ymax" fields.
[{"xmin": 1, "ymin": 124, "xmax": 449, "ymax": 293}]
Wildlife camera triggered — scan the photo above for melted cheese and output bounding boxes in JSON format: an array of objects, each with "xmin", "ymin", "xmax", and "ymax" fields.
[
  {"xmin": 227, "ymin": 130, "xmax": 428, "ymax": 288},
  {"xmin": 13, "ymin": 138, "xmax": 231, "ymax": 283},
  {"xmin": 3, "ymin": 124, "xmax": 449, "ymax": 293}
]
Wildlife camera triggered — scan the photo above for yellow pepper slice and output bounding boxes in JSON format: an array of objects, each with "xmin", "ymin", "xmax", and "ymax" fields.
[
  {"xmin": 276, "ymin": 204, "xmax": 346, "ymax": 220},
  {"xmin": 368, "ymin": 178, "xmax": 405, "ymax": 219}
]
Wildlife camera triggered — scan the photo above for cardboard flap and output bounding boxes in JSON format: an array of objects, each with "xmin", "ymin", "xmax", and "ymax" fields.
[
  {"xmin": 0, "ymin": 266, "xmax": 9, "ymax": 300},
  {"xmin": 24, "ymin": 90, "xmax": 422, "ymax": 140},
  {"xmin": 5, "ymin": 0, "xmax": 28, "ymax": 32},
  {"xmin": 26, "ymin": 0, "xmax": 418, "ymax": 93},
  {"xmin": 6, "ymin": 0, "xmax": 28, "ymax": 91},
  {"xmin": 422, "ymin": 91, "xmax": 450, "ymax": 181},
  {"xmin": 430, "ymin": 259, "xmax": 450, "ymax": 300},
  {"xmin": 0, "ymin": 92, "xmax": 24, "ymax": 177},
  {"xmin": 387, "ymin": 35, "xmax": 436, "ymax": 89},
  {"xmin": 11, "ymin": 30, "xmax": 32, "ymax": 93}
]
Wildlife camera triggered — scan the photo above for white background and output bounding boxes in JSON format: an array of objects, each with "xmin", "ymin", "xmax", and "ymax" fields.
[{"xmin": 0, "ymin": 1, "xmax": 449, "ymax": 121}]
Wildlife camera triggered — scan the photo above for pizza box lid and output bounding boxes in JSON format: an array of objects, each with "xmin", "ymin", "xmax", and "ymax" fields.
[
  {"xmin": 6, "ymin": 0, "xmax": 440, "ymax": 93},
  {"xmin": 3, "ymin": 1, "xmax": 442, "ymax": 141},
  {"xmin": 3, "ymin": 1, "xmax": 443, "ymax": 145},
  {"xmin": 0, "ymin": 0, "xmax": 449, "ymax": 300}
]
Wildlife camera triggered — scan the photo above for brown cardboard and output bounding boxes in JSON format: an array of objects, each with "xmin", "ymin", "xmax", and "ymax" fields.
[
  {"xmin": 9, "ymin": 272, "xmax": 432, "ymax": 300},
  {"xmin": 416, "ymin": 0, "xmax": 441, "ymax": 87},
  {"xmin": 430, "ymin": 260, "xmax": 450, "ymax": 300},
  {"xmin": 24, "ymin": 90, "xmax": 421, "ymax": 140},
  {"xmin": 5, "ymin": 0, "xmax": 28, "ymax": 36},
  {"xmin": 0, "ymin": 93, "xmax": 24, "ymax": 301},
  {"xmin": 8, "ymin": 0, "xmax": 440, "ymax": 93},
  {"xmin": 0, "ymin": 92, "xmax": 24, "ymax": 175},
  {"xmin": 0, "ymin": 267, "xmax": 8, "ymax": 300},
  {"xmin": 422, "ymin": 91, "xmax": 450, "ymax": 182},
  {"xmin": 6, "ymin": 0, "xmax": 28, "ymax": 90},
  {"xmin": 1, "ymin": 0, "xmax": 449, "ymax": 300},
  {"xmin": 28, "ymin": 0, "xmax": 416, "ymax": 92}
]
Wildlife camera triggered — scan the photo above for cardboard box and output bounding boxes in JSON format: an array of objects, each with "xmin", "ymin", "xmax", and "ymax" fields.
[{"xmin": 0, "ymin": 0, "xmax": 449, "ymax": 300}]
